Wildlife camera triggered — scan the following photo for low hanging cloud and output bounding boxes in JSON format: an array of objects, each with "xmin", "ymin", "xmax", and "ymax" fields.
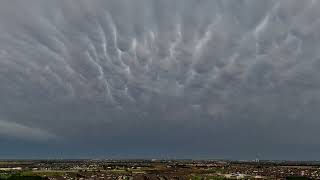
[{"xmin": 0, "ymin": 120, "xmax": 57, "ymax": 142}]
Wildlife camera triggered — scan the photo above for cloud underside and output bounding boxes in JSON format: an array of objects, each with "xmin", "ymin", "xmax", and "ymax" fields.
[
  {"xmin": 0, "ymin": 120, "xmax": 56, "ymax": 142},
  {"xmin": 0, "ymin": 0, "xmax": 320, "ymax": 158}
]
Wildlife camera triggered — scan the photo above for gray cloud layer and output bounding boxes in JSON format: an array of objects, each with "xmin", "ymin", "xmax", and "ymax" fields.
[
  {"xmin": 0, "ymin": 0, "xmax": 320, "ymax": 159},
  {"xmin": 0, "ymin": 119, "xmax": 57, "ymax": 142}
]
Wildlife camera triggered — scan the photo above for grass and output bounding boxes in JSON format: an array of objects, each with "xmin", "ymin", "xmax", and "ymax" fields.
[
  {"xmin": 0, "ymin": 174, "xmax": 11, "ymax": 179},
  {"xmin": 201, "ymin": 168, "xmax": 227, "ymax": 174},
  {"xmin": 0, "ymin": 174, "xmax": 46, "ymax": 180},
  {"xmin": 21, "ymin": 171, "xmax": 65, "ymax": 177},
  {"xmin": 191, "ymin": 174, "xmax": 227, "ymax": 180},
  {"xmin": 109, "ymin": 169, "xmax": 127, "ymax": 173},
  {"xmin": 206, "ymin": 176, "xmax": 227, "ymax": 180}
]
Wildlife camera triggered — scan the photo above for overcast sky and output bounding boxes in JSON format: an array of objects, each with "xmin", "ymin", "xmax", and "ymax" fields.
[{"xmin": 0, "ymin": 0, "xmax": 320, "ymax": 160}]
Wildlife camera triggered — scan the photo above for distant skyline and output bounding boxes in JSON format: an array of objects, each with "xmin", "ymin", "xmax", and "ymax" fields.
[{"xmin": 0, "ymin": 0, "xmax": 320, "ymax": 160}]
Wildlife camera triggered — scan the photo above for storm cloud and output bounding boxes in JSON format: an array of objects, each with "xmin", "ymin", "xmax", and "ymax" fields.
[
  {"xmin": 0, "ymin": 0, "xmax": 320, "ymax": 160},
  {"xmin": 0, "ymin": 119, "xmax": 57, "ymax": 142}
]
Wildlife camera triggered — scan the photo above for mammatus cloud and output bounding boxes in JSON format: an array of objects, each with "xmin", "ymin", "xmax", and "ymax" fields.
[
  {"xmin": 0, "ymin": 0, "xmax": 320, "ymax": 159},
  {"xmin": 0, "ymin": 120, "xmax": 57, "ymax": 142}
]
